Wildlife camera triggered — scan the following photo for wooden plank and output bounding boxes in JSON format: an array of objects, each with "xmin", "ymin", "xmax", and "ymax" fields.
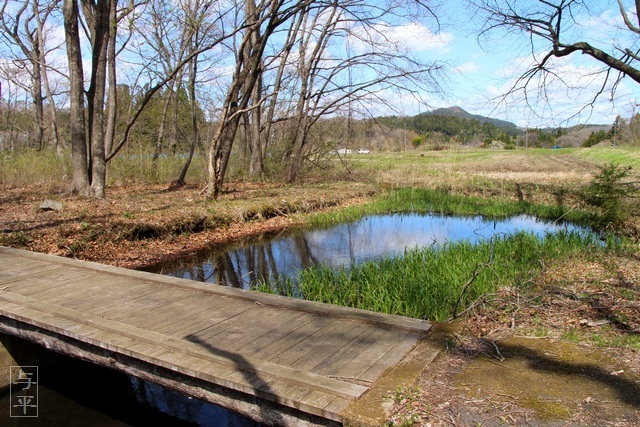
[
  {"xmin": 70, "ymin": 284, "xmax": 177, "ymax": 317},
  {"xmin": 0, "ymin": 262, "xmax": 62, "ymax": 287},
  {"xmin": 156, "ymin": 299, "xmax": 254, "ymax": 337},
  {"xmin": 267, "ymin": 319, "xmax": 364, "ymax": 367},
  {"xmin": 0, "ymin": 290, "xmax": 369, "ymax": 400},
  {"xmin": 230, "ymin": 312, "xmax": 318, "ymax": 356},
  {"xmin": 92, "ymin": 292, "xmax": 200, "ymax": 326},
  {"xmin": 296, "ymin": 391, "xmax": 343, "ymax": 422},
  {"xmin": 327, "ymin": 328, "xmax": 413, "ymax": 381},
  {"xmin": 189, "ymin": 310, "xmax": 308, "ymax": 358},
  {"xmin": 260, "ymin": 316, "xmax": 336, "ymax": 363},
  {"xmin": 358, "ymin": 332, "xmax": 424, "ymax": 383},
  {"xmin": 127, "ymin": 299, "xmax": 220, "ymax": 334},
  {"xmin": 308, "ymin": 326, "xmax": 385, "ymax": 377},
  {"xmin": 0, "ymin": 255, "xmax": 49, "ymax": 277},
  {"xmin": 18, "ymin": 274, "xmax": 115, "ymax": 302},
  {"xmin": 14, "ymin": 269, "xmax": 99, "ymax": 296},
  {"xmin": 71, "ymin": 281, "xmax": 167, "ymax": 315},
  {"xmin": 133, "ymin": 294, "xmax": 237, "ymax": 332},
  {"xmin": 186, "ymin": 304, "xmax": 307, "ymax": 354}
]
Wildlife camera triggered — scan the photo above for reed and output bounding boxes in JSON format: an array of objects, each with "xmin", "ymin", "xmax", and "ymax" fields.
[
  {"xmin": 306, "ymin": 187, "xmax": 591, "ymax": 228},
  {"xmin": 260, "ymin": 230, "xmax": 603, "ymax": 321}
]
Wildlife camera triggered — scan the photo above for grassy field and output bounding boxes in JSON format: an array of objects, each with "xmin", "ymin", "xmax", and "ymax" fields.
[{"xmin": 3, "ymin": 145, "xmax": 640, "ymax": 190}]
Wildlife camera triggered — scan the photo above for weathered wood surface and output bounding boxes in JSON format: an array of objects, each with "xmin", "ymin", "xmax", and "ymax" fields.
[{"xmin": 0, "ymin": 246, "xmax": 432, "ymax": 425}]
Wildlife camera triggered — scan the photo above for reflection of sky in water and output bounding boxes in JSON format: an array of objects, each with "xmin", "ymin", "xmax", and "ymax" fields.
[{"xmin": 163, "ymin": 214, "xmax": 582, "ymax": 289}]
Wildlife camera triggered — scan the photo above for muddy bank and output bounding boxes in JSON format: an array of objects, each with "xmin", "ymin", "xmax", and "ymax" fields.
[{"xmin": 0, "ymin": 182, "xmax": 376, "ymax": 269}]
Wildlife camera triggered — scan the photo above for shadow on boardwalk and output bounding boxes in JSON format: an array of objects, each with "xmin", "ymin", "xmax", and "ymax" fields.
[{"xmin": 186, "ymin": 333, "xmax": 285, "ymax": 426}]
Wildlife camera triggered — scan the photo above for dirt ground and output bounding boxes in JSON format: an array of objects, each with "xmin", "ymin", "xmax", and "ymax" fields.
[{"xmin": 1, "ymin": 181, "xmax": 639, "ymax": 426}]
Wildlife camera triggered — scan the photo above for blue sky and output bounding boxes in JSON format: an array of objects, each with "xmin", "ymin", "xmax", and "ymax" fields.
[{"xmin": 396, "ymin": 0, "xmax": 640, "ymax": 128}]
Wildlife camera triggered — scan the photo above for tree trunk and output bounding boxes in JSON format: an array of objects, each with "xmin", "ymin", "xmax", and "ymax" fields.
[
  {"xmin": 153, "ymin": 84, "xmax": 175, "ymax": 163},
  {"xmin": 63, "ymin": 0, "xmax": 90, "ymax": 195},
  {"xmin": 175, "ymin": 55, "xmax": 199, "ymax": 186},
  {"xmin": 104, "ymin": 0, "xmax": 117, "ymax": 158},
  {"xmin": 208, "ymin": 98, "xmax": 241, "ymax": 199},
  {"xmin": 247, "ymin": 25, "xmax": 263, "ymax": 180},
  {"xmin": 29, "ymin": 57, "xmax": 44, "ymax": 150},
  {"xmin": 85, "ymin": 0, "xmax": 110, "ymax": 198}
]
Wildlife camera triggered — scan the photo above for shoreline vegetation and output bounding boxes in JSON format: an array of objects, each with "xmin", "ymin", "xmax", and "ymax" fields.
[
  {"xmin": 255, "ymin": 229, "xmax": 605, "ymax": 322},
  {"xmin": 255, "ymin": 187, "xmax": 612, "ymax": 321}
]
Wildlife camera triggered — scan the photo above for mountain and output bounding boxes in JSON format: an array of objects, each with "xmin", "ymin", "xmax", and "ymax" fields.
[{"xmin": 422, "ymin": 106, "xmax": 519, "ymax": 131}]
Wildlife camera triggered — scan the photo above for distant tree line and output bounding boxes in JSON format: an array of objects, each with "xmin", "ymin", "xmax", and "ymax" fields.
[{"xmin": 378, "ymin": 113, "xmax": 521, "ymax": 147}]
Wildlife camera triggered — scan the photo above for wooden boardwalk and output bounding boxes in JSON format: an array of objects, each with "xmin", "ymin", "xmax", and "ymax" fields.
[{"xmin": 0, "ymin": 246, "xmax": 434, "ymax": 426}]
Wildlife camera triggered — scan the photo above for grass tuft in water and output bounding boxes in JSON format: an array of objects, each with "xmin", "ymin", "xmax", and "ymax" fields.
[{"xmin": 260, "ymin": 230, "xmax": 603, "ymax": 322}]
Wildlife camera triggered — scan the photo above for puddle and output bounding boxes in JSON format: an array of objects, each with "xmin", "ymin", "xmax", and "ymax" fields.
[{"xmin": 149, "ymin": 213, "xmax": 585, "ymax": 289}]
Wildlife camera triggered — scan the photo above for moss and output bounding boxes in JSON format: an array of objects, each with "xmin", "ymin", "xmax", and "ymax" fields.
[{"xmin": 455, "ymin": 336, "xmax": 640, "ymax": 421}]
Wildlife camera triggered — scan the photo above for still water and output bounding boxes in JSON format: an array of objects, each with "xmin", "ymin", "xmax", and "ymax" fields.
[
  {"xmin": 0, "ymin": 345, "xmax": 260, "ymax": 426},
  {"xmin": 151, "ymin": 213, "xmax": 582, "ymax": 289}
]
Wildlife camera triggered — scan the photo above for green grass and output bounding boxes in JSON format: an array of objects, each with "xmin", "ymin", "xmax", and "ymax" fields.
[
  {"xmin": 562, "ymin": 327, "xmax": 640, "ymax": 350},
  {"xmin": 0, "ymin": 149, "xmax": 209, "ymax": 188},
  {"xmin": 107, "ymin": 153, "xmax": 208, "ymax": 185},
  {"xmin": 306, "ymin": 187, "xmax": 593, "ymax": 228},
  {"xmin": 574, "ymin": 146, "xmax": 640, "ymax": 169},
  {"xmin": 258, "ymin": 229, "xmax": 602, "ymax": 321}
]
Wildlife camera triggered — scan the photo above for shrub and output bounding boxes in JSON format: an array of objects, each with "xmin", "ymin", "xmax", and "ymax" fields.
[{"xmin": 583, "ymin": 162, "xmax": 637, "ymax": 231}]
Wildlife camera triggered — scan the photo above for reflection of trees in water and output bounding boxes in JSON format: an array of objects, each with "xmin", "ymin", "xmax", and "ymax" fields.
[{"xmin": 194, "ymin": 234, "xmax": 319, "ymax": 289}]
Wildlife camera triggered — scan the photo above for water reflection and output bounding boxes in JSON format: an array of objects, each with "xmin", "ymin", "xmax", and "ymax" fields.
[
  {"xmin": 0, "ymin": 355, "xmax": 258, "ymax": 427},
  {"xmin": 154, "ymin": 214, "xmax": 580, "ymax": 289}
]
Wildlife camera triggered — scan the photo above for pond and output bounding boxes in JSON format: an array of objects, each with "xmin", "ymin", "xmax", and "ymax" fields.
[{"xmin": 148, "ymin": 213, "xmax": 584, "ymax": 289}]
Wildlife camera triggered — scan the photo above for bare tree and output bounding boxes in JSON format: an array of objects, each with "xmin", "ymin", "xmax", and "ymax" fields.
[
  {"xmin": 63, "ymin": 0, "xmax": 230, "ymax": 197},
  {"xmin": 280, "ymin": 0, "xmax": 445, "ymax": 182},
  {"xmin": 139, "ymin": 0, "xmax": 188, "ymax": 164},
  {"xmin": 205, "ymin": 0, "xmax": 311, "ymax": 199},
  {"xmin": 205, "ymin": 0, "xmax": 446, "ymax": 197},
  {"xmin": 175, "ymin": 0, "xmax": 221, "ymax": 186},
  {"xmin": 63, "ymin": 0, "xmax": 90, "ymax": 194},
  {"xmin": 0, "ymin": 0, "xmax": 60, "ymax": 150},
  {"xmin": 471, "ymin": 0, "xmax": 640, "ymax": 116}
]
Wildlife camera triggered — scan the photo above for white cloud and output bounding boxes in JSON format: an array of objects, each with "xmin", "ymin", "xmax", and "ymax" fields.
[
  {"xmin": 385, "ymin": 22, "xmax": 453, "ymax": 52},
  {"xmin": 349, "ymin": 22, "xmax": 452, "ymax": 55},
  {"xmin": 455, "ymin": 61, "xmax": 480, "ymax": 74}
]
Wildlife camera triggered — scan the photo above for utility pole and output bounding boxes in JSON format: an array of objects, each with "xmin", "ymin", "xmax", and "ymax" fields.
[{"xmin": 404, "ymin": 123, "xmax": 407, "ymax": 151}]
